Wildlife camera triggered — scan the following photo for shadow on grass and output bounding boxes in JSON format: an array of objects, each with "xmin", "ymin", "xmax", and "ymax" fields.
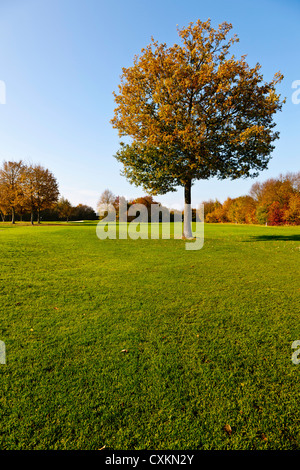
[{"xmin": 247, "ymin": 234, "xmax": 300, "ymax": 242}]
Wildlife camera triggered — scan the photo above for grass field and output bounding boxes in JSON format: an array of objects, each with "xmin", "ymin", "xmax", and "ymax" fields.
[{"xmin": 0, "ymin": 221, "xmax": 300, "ymax": 450}]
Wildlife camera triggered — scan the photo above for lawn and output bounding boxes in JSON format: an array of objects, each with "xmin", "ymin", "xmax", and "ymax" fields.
[{"xmin": 0, "ymin": 221, "xmax": 299, "ymax": 450}]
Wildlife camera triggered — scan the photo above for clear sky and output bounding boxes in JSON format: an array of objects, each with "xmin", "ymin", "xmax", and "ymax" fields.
[{"xmin": 0, "ymin": 0, "xmax": 299, "ymax": 210}]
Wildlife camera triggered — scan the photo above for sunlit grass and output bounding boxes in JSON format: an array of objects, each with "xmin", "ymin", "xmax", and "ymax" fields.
[{"xmin": 0, "ymin": 222, "xmax": 299, "ymax": 449}]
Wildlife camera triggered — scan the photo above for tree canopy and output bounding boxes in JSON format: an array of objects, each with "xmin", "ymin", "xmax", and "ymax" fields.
[
  {"xmin": 0, "ymin": 161, "xmax": 59, "ymax": 224},
  {"xmin": 111, "ymin": 19, "xmax": 285, "ymax": 237}
]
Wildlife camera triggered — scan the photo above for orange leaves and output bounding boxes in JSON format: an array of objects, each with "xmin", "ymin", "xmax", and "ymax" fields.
[
  {"xmin": 234, "ymin": 125, "xmax": 266, "ymax": 144},
  {"xmin": 111, "ymin": 19, "xmax": 285, "ymax": 198},
  {"xmin": 224, "ymin": 424, "xmax": 232, "ymax": 436}
]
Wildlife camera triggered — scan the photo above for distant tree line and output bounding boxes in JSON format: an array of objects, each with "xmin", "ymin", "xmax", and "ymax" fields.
[
  {"xmin": 203, "ymin": 172, "xmax": 300, "ymax": 226},
  {"xmin": 98, "ymin": 172, "xmax": 300, "ymax": 227},
  {"xmin": 55, "ymin": 198, "xmax": 97, "ymax": 222},
  {"xmin": 97, "ymin": 190, "xmax": 180, "ymax": 222},
  {"xmin": 0, "ymin": 160, "xmax": 97, "ymax": 223}
]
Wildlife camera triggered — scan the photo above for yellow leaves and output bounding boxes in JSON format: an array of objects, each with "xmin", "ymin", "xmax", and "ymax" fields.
[
  {"xmin": 272, "ymin": 71, "xmax": 284, "ymax": 86},
  {"xmin": 111, "ymin": 18, "xmax": 285, "ymax": 191},
  {"xmin": 224, "ymin": 424, "xmax": 232, "ymax": 436},
  {"xmin": 239, "ymin": 125, "xmax": 266, "ymax": 143}
]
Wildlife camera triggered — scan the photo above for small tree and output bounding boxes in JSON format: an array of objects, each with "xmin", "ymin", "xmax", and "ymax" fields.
[
  {"xmin": 72, "ymin": 204, "xmax": 97, "ymax": 220},
  {"xmin": 268, "ymin": 201, "xmax": 285, "ymax": 226},
  {"xmin": 111, "ymin": 19, "xmax": 285, "ymax": 237},
  {"xmin": 205, "ymin": 198, "xmax": 230, "ymax": 223},
  {"xmin": 97, "ymin": 189, "xmax": 116, "ymax": 220},
  {"xmin": 57, "ymin": 197, "xmax": 73, "ymax": 222},
  {"xmin": 227, "ymin": 196, "xmax": 257, "ymax": 224},
  {"xmin": 203, "ymin": 199, "xmax": 222, "ymax": 219},
  {"xmin": 284, "ymin": 193, "xmax": 300, "ymax": 225},
  {"xmin": 129, "ymin": 195, "xmax": 158, "ymax": 222},
  {"xmin": 255, "ymin": 205, "xmax": 269, "ymax": 225}
]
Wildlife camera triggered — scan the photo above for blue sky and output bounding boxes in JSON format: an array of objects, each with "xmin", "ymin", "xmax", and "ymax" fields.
[{"xmin": 0, "ymin": 0, "xmax": 299, "ymax": 210}]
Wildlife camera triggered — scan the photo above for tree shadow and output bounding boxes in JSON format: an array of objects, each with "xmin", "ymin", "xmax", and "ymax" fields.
[{"xmin": 247, "ymin": 234, "xmax": 300, "ymax": 242}]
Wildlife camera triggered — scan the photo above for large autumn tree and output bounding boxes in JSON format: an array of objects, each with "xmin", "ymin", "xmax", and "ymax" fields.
[
  {"xmin": 31, "ymin": 164, "xmax": 59, "ymax": 223},
  {"xmin": 22, "ymin": 164, "xmax": 59, "ymax": 224},
  {"xmin": 0, "ymin": 160, "xmax": 26, "ymax": 223},
  {"xmin": 111, "ymin": 19, "xmax": 285, "ymax": 237}
]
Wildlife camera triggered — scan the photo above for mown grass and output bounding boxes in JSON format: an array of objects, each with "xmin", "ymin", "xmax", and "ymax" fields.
[{"xmin": 0, "ymin": 221, "xmax": 299, "ymax": 450}]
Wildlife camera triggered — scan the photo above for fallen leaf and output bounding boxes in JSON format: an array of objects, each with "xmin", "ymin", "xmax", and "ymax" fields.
[
  {"xmin": 224, "ymin": 424, "xmax": 232, "ymax": 435},
  {"xmin": 121, "ymin": 349, "xmax": 128, "ymax": 353}
]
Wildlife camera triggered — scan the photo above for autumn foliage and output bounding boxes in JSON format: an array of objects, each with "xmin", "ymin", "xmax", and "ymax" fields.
[
  {"xmin": 0, "ymin": 161, "xmax": 98, "ymax": 223},
  {"xmin": 204, "ymin": 172, "xmax": 300, "ymax": 225},
  {"xmin": 0, "ymin": 160, "xmax": 59, "ymax": 223},
  {"xmin": 111, "ymin": 19, "xmax": 285, "ymax": 237}
]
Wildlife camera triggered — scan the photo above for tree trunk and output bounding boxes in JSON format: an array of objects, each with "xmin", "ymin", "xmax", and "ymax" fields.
[
  {"xmin": 11, "ymin": 207, "xmax": 15, "ymax": 224},
  {"xmin": 37, "ymin": 208, "xmax": 41, "ymax": 224},
  {"xmin": 30, "ymin": 211, "xmax": 34, "ymax": 225},
  {"xmin": 183, "ymin": 180, "xmax": 193, "ymax": 238}
]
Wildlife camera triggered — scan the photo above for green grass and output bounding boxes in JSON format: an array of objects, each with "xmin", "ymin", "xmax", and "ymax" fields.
[{"xmin": 0, "ymin": 221, "xmax": 300, "ymax": 450}]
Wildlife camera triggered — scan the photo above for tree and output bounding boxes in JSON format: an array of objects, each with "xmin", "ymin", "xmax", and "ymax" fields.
[
  {"xmin": 226, "ymin": 196, "xmax": 257, "ymax": 224},
  {"xmin": 0, "ymin": 160, "xmax": 26, "ymax": 223},
  {"xmin": 128, "ymin": 195, "xmax": 158, "ymax": 222},
  {"xmin": 203, "ymin": 199, "xmax": 222, "ymax": 219},
  {"xmin": 111, "ymin": 195, "xmax": 127, "ymax": 220},
  {"xmin": 97, "ymin": 189, "xmax": 116, "ymax": 220},
  {"xmin": 0, "ymin": 195, "xmax": 9, "ymax": 221},
  {"xmin": 250, "ymin": 174, "xmax": 298, "ymax": 225},
  {"xmin": 204, "ymin": 198, "xmax": 227, "ymax": 223},
  {"xmin": 267, "ymin": 201, "xmax": 285, "ymax": 226},
  {"xmin": 284, "ymin": 193, "xmax": 300, "ymax": 225},
  {"xmin": 30, "ymin": 164, "xmax": 59, "ymax": 223},
  {"xmin": 0, "ymin": 182, "xmax": 10, "ymax": 221},
  {"xmin": 111, "ymin": 19, "xmax": 285, "ymax": 237},
  {"xmin": 255, "ymin": 205, "xmax": 268, "ymax": 225},
  {"xmin": 22, "ymin": 164, "xmax": 37, "ymax": 224},
  {"xmin": 250, "ymin": 177, "xmax": 293, "ymax": 209},
  {"xmin": 57, "ymin": 197, "xmax": 73, "ymax": 222},
  {"xmin": 72, "ymin": 204, "xmax": 97, "ymax": 220}
]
